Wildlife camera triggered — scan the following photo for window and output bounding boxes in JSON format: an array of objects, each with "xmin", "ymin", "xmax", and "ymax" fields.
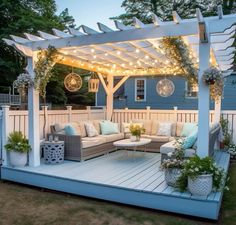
[
  {"xmin": 185, "ymin": 82, "xmax": 198, "ymax": 98},
  {"xmin": 135, "ymin": 78, "xmax": 146, "ymax": 101}
]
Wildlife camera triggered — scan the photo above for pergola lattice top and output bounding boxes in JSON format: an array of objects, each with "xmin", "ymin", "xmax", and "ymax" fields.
[{"xmin": 3, "ymin": 6, "xmax": 236, "ymax": 77}]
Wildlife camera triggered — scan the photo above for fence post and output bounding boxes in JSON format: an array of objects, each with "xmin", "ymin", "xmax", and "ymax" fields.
[
  {"xmin": 173, "ymin": 106, "xmax": 178, "ymax": 122},
  {"xmin": 66, "ymin": 106, "xmax": 72, "ymax": 123},
  {"xmin": 146, "ymin": 106, "xmax": 151, "ymax": 120},
  {"xmin": 86, "ymin": 106, "xmax": 91, "ymax": 120},
  {"xmin": 1, "ymin": 105, "xmax": 10, "ymax": 166}
]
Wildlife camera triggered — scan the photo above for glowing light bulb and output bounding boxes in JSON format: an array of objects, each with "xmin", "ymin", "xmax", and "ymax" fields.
[
  {"xmin": 145, "ymin": 55, "xmax": 149, "ymax": 59},
  {"xmin": 135, "ymin": 49, "xmax": 140, "ymax": 53},
  {"xmin": 117, "ymin": 51, "xmax": 121, "ymax": 55},
  {"xmin": 91, "ymin": 49, "xmax": 95, "ymax": 53},
  {"xmin": 93, "ymin": 55, "xmax": 97, "ymax": 59},
  {"xmin": 105, "ymin": 53, "xmax": 108, "ymax": 56}
]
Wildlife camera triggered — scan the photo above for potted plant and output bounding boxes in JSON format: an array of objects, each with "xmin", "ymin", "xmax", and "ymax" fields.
[
  {"xmin": 177, "ymin": 156, "xmax": 226, "ymax": 196},
  {"xmin": 161, "ymin": 139, "xmax": 185, "ymax": 187},
  {"xmin": 129, "ymin": 124, "xmax": 145, "ymax": 142},
  {"xmin": 227, "ymin": 144, "xmax": 236, "ymax": 160},
  {"xmin": 5, "ymin": 131, "xmax": 31, "ymax": 167},
  {"xmin": 202, "ymin": 67, "xmax": 222, "ymax": 85},
  {"xmin": 220, "ymin": 118, "xmax": 232, "ymax": 149}
]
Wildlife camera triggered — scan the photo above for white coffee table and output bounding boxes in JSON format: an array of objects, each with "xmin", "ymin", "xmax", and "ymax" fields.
[{"xmin": 113, "ymin": 138, "xmax": 151, "ymax": 156}]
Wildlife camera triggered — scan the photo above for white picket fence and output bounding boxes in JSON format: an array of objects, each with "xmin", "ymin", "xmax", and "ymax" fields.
[
  {"xmin": 1, "ymin": 106, "xmax": 106, "ymax": 140},
  {"xmin": 1, "ymin": 107, "xmax": 236, "ymax": 162}
]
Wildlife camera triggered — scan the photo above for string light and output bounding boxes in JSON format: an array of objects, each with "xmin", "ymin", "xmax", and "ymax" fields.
[
  {"xmin": 91, "ymin": 49, "xmax": 95, "ymax": 53},
  {"xmin": 117, "ymin": 51, "xmax": 121, "ymax": 55},
  {"xmin": 145, "ymin": 55, "xmax": 149, "ymax": 59},
  {"xmin": 135, "ymin": 49, "xmax": 140, "ymax": 53}
]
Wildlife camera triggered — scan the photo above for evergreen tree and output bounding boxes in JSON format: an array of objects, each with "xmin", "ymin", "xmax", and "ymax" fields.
[{"xmin": 112, "ymin": 0, "xmax": 236, "ymax": 24}]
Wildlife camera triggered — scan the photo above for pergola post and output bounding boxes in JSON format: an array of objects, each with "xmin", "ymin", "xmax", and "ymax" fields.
[
  {"xmin": 214, "ymin": 98, "xmax": 222, "ymax": 123},
  {"xmin": 197, "ymin": 30, "xmax": 211, "ymax": 158},
  {"xmin": 27, "ymin": 56, "xmax": 40, "ymax": 167},
  {"xmin": 106, "ymin": 74, "xmax": 114, "ymax": 121}
]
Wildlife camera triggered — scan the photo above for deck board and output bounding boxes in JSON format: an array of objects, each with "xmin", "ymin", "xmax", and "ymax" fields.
[{"xmin": 0, "ymin": 150, "xmax": 230, "ymax": 220}]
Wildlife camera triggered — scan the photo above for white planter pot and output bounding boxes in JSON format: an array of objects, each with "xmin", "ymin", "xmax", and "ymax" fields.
[
  {"xmin": 9, "ymin": 151, "xmax": 27, "ymax": 167},
  {"xmin": 188, "ymin": 174, "xmax": 213, "ymax": 196},
  {"xmin": 165, "ymin": 168, "xmax": 182, "ymax": 187}
]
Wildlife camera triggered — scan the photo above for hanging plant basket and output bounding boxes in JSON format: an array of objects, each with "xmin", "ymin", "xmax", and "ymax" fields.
[
  {"xmin": 88, "ymin": 73, "xmax": 99, "ymax": 92},
  {"xmin": 202, "ymin": 67, "xmax": 222, "ymax": 85}
]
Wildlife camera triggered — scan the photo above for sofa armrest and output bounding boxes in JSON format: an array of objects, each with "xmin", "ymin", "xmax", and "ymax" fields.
[{"xmin": 47, "ymin": 134, "xmax": 83, "ymax": 161}]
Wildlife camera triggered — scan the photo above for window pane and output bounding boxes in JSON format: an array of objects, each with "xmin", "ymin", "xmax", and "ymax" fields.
[{"xmin": 136, "ymin": 79, "xmax": 145, "ymax": 101}]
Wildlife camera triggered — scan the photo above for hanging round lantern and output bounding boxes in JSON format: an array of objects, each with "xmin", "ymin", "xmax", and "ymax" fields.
[
  {"xmin": 88, "ymin": 73, "xmax": 99, "ymax": 93},
  {"xmin": 156, "ymin": 78, "xmax": 175, "ymax": 97},
  {"xmin": 64, "ymin": 72, "xmax": 82, "ymax": 92}
]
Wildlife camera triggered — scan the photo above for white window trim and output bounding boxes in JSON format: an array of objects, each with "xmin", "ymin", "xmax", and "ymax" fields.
[
  {"xmin": 185, "ymin": 81, "xmax": 198, "ymax": 99},
  {"xmin": 135, "ymin": 78, "xmax": 146, "ymax": 102}
]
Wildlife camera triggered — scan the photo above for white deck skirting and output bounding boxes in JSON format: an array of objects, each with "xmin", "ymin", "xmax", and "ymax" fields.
[{"xmin": 1, "ymin": 150, "xmax": 230, "ymax": 220}]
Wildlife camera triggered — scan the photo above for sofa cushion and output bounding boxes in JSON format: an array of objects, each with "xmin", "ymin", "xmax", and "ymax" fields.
[
  {"xmin": 182, "ymin": 131, "xmax": 198, "ymax": 149},
  {"xmin": 151, "ymin": 120, "xmax": 159, "ymax": 135},
  {"xmin": 93, "ymin": 120, "xmax": 101, "ymax": 134},
  {"xmin": 100, "ymin": 120, "xmax": 119, "ymax": 135},
  {"xmin": 160, "ymin": 141, "xmax": 176, "ymax": 154},
  {"xmin": 157, "ymin": 122, "xmax": 172, "ymax": 136},
  {"xmin": 54, "ymin": 122, "xmax": 81, "ymax": 135},
  {"xmin": 78, "ymin": 121, "xmax": 87, "ymax": 137},
  {"xmin": 160, "ymin": 141, "xmax": 196, "ymax": 157},
  {"xmin": 82, "ymin": 136, "xmax": 106, "ymax": 149},
  {"xmin": 142, "ymin": 134, "xmax": 170, "ymax": 142},
  {"xmin": 84, "ymin": 122, "xmax": 99, "ymax": 137},
  {"xmin": 176, "ymin": 122, "xmax": 184, "ymax": 136},
  {"xmin": 181, "ymin": 123, "xmax": 198, "ymax": 137},
  {"xmin": 64, "ymin": 125, "xmax": 77, "ymax": 135},
  {"xmin": 132, "ymin": 119, "xmax": 152, "ymax": 135},
  {"xmin": 100, "ymin": 133, "xmax": 124, "ymax": 143}
]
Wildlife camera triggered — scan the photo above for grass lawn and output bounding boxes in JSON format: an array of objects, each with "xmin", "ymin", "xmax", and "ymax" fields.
[{"xmin": 0, "ymin": 161, "xmax": 235, "ymax": 225}]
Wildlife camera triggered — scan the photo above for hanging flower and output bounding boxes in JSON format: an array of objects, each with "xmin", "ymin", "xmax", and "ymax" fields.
[
  {"xmin": 14, "ymin": 73, "xmax": 34, "ymax": 90},
  {"xmin": 202, "ymin": 67, "xmax": 224, "ymax": 101},
  {"xmin": 202, "ymin": 67, "xmax": 223, "ymax": 85}
]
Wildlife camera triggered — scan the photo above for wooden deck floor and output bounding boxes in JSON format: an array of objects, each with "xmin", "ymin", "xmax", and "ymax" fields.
[{"xmin": 0, "ymin": 150, "xmax": 230, "ymax": 220}]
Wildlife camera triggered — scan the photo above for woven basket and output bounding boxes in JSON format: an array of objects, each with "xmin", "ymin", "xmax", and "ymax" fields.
[{"xmin": 188, "ymin": 174, "xmax": 213, "ymax": 196}]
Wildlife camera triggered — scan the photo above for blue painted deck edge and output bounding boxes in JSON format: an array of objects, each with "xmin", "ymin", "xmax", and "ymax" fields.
[{"xmin": 1, "ymin": 166, "xmax": 220, "ymax": 220}]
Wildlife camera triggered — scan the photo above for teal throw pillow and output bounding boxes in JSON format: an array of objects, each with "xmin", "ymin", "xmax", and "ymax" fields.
[
  {"xmin": 64, "ymin": 125, "xmax": 77, "ymax": 135},
  {"xmin": 181, "ymin": 123, "xmax": 197, "ymax": 137},
  {"xmin": 182, "ymin": 131, "xmax": 198, "ymax": 149},
  {"xmin": 100, "ymin": 121, "xmax": 119, "ymax": 135}
]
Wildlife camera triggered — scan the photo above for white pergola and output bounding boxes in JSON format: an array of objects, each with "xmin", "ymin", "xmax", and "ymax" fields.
[{"xmin": 3, "ymin": 6, "xmax": 236, "ymax": 167}]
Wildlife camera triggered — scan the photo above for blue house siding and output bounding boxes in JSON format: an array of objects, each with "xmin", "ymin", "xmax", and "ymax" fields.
[{"xmin": 96, "ymin": 75, "xmax": 236, "ymax": 110}]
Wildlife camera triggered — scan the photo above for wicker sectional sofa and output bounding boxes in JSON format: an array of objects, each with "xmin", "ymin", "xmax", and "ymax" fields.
[
  {"xmin": 49, "ymin": 119, "xmax": 220, "ymax": 162},
  {"xmin": 124, "ymin": 119, "xmax": 220, "ymax": 160},
  {"xmin": 50, "ymin": 120, "xmax": 124, "ymax": 161}
]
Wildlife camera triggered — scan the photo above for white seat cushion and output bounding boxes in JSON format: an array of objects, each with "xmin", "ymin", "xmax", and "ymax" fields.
[
  {"xmin": 99, "ymin": 133, "xmax": 124, "ymax": 143},
  {"xmin": 160, "ymin": 141, "xmax": 176, "ymax": 154},
  {"xmin": 82, "ymin": 136, "xmax": 106, "ymax": 149},
  {"xmin": 160, "ymin": 141, "xmax": 196, "ymax": 157},
  {"xmin": 142, "ymin": 134, "xmax": 170, "ymax": 142}
]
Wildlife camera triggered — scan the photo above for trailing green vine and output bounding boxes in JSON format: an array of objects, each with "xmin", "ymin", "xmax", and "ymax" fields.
[
  {"xmin": 159, "ymin": 37, "xmax": 198, "ymax": 86},
  {"xmin": 34, "ymin": 45, "xmax": 58, "ymax": 138},
  {"xmin": 34, "ymin": 45, "xmax": 58, "ymax": 98}
]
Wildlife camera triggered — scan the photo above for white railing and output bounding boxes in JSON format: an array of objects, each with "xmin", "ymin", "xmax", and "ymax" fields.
[
  {"xmin": 4, "ymin": 106, "xmax": 106, "ymax": 139},
  {"xmin": 112, "ymin": 107, "xmax": 236, "ymax": 143}
]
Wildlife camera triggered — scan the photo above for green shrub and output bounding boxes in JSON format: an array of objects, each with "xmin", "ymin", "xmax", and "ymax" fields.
[{"xmin": 5, "ymin": 131, "xmax": 31, "ymax": 153}]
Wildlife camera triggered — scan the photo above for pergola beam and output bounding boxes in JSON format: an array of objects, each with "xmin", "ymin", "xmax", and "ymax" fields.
[{"xmin": 113, "ymin": 76, "xmax": 130, "ymax": 94}]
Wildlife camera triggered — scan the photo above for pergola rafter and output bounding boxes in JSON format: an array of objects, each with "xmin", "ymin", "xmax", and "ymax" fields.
[{"xmin": 2, "ymin": 6, "xmax": 236, "ymax": 167}]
